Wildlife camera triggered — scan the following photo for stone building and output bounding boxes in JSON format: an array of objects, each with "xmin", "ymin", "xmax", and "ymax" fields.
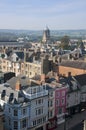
[
  {"xmin": 42, "ymin": 27, "xmax": 50, "ymax": 43},
  {"xmin": 59, "ymin": 60, "xmax": 86, "ymax": 77}
]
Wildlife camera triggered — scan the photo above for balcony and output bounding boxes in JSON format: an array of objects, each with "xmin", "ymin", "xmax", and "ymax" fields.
[
  {"xmin": 57, "ymin": 113, "xmax": 65, "ymax": 124},
  {"xmin": 23, "ymin": 90, "xmax": 48, "ymax": 100}
]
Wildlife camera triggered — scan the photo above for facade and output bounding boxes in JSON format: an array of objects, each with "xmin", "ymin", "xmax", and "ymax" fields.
[
  {"xmin": 74, "ymin": 74, "xmax": 86, "ymax": 109},
  {"xmin": 59, "ymin": 60, "xmax": 86, "ymax": 77},
  {"xmin": 0, "ymin": 109, "xmax": 4, "ymax": 130},
  {"xmin": 24, "ymin": 61, "xmax": 41, "ymax": 78},
  {"xmin": 1, "ymin": 58, "xmax": 21, "ymax": 76},
  {"xmin": 0, "ymin": 77, "xmax": 48, "ymax": 130},
  {"xmin": 55, "ymin": 84, "xmax": 67, "ymax": 125},
  {"xmin": 23, "ymin": 84, "xmax": 48, "ymax": 130},
  {"xmin": 0, "ymin": 51, "xmax": 52, "ymax": 77},
  {"xmin": 66, "ymin": 77, "xmax": 81, "ymax": 115},
  {"xmin": 46, "ymin": 84, "xmax": 57, "ymax": 130}
]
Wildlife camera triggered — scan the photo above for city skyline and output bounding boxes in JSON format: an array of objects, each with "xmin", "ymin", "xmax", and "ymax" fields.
[{"xmin": 0, "ymin": 0, "xmax": 86, "ymax": 30}]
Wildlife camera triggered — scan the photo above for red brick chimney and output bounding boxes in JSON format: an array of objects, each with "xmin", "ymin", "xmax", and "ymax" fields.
[{"xmin": 15, "ymin": 80, "xmax": 21, "ymax": 91}]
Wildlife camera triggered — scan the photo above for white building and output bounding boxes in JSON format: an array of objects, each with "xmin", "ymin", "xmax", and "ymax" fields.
[
  {"xmin": 0, "ymin": 77, "xmax": 48, "ymax": 130},
  {"xmin": 23, "ymin": 84, "xmax": 48, "ymax": 130},
  {"xmin": 66, "ymin": 77, "xmax": 81, "ymax": 115}
]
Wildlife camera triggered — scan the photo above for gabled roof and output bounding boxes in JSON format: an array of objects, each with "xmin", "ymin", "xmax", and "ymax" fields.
[
  {"xmin": 15, "ymin": 52, "xmax": 24, "ymax": 60},
  {"xmin": 7, "ymin": 76, "xmax": 30, "ymax": 90},
  {"xmin": 74, "ymin": 74, "xmax": 86, "ymax": 86}
]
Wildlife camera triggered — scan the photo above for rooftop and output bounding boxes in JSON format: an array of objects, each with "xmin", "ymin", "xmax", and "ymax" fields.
[{"xmin": 60, "ymin": 60, "xmax": 86, "ymax": 69}]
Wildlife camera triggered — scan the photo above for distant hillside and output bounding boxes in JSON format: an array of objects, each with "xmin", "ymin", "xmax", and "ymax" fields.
[{"xmin": 0, "ymin": 29, "xmax": 86, "ymax": 41}]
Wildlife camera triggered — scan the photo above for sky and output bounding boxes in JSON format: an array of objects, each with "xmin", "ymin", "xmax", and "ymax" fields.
[{"xmin": 0, "ymin": 0, "xmax": 86, "ymax": 30}]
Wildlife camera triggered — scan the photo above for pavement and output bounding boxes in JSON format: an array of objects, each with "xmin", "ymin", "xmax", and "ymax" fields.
[
  {"xmin": 69, "ymin": 122, "xmax": 83, "ymax": 130},
  {"xmin": 57, "ymin": 110, "xmax": 86, "ymax": 130}
]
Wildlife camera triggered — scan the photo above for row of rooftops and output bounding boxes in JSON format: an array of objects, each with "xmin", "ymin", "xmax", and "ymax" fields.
[
  {"xmin": 60, "ymin": 60, "xmax": 86, "ymax": 70},
  {"xmin": 0, "ymin": 73, "xmax": 86, "ymax": 105}
]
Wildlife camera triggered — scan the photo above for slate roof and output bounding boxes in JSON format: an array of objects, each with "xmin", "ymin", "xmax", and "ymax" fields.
[
  {"xmin": 7, "ymin": 76, "xmax": 30, "ymax": 90},
  {"xmin": 0, "ymin": 84, "xmax": 24, "ymax": 104},
  {"xmin": 60, "ymin": 60, "xmax": 86, "ymax": 69},
  {"xmin": 74, "ymin": 74, "xmax": 86, "ymax": 86},
  {"xmin": 0, "ymin": 76, "xmax": 42, "ymax": 105},
  {"xmin": 15, "ymin": 52, "xmax": 24, "ymax": 60}
]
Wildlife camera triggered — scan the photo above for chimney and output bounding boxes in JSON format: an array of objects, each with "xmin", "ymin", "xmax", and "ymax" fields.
[
  {"xmin": 41, "ymin": 74, "xmax": 45, "ymax": 82},
  {"xmin": 15, "ymin": 80, "xmax": 21, "ymax": 91},
  {"xmin": 24, "ymin": 48, "xmax": 26, "ymax": 62},
  {"xmin": 68, "ymin": 72, "xmax": 71, "ymax": 77}
]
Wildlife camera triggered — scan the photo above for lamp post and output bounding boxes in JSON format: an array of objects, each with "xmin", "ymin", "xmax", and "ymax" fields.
[
  {"xmin": 64, "ymin": 113, "xmax": 69, "ymax": 130},
  {"xmin": 64, "ymin": 116, "xmax": 66, "ymax": 130}
]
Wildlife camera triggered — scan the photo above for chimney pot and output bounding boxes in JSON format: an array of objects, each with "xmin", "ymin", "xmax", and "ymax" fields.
[{"xmin": 15, "ymin": 80, "xmax": 21, "ymax": 91}]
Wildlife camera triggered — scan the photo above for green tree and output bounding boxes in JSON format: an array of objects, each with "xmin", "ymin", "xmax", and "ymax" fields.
[
  {"xmin": 1, "ymin": 54, "xmax": 5, "ymax": 59},
  {"xmin": 61, "ymin": 35, "xmax": 70, "ymax": 50}
]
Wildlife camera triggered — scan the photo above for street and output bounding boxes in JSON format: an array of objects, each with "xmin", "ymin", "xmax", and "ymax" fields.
[
  {"xmin": 57, "ymin": 110, "xmax": 86, "ymax": 130},
  {"xmin": 69, "ymin": 122, "xmax": 83, "ymax": 130}
]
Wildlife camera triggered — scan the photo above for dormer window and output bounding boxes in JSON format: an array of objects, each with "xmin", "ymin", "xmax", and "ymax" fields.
[
  {"xmin": 9, "ymin": 93, "xmax": 14, "ymax": 102},
  {"xmin": 1, "ymin": 90, "xmax": 6, "ymax": 97}
]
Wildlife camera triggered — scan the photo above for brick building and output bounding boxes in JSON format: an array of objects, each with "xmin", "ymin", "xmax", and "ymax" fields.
[{"xmin": 59, "ymin": 60, "xmax": 86, "ymax": 77}]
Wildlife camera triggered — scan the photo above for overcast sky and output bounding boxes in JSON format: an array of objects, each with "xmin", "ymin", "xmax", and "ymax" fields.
[{"xmin": 0, "ymin": 0, "xmax": 86, "ymax": 30}]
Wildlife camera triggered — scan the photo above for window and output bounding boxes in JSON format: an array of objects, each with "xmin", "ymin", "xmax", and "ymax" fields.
[
  {"xmin": 30, "ymin": 72, "xmax": 32, "ymax": 75},
  {"xmin": 36, "ymin": 100, "xmax": 37, "ymax": 105},
  {"xmin": 43, "ymin": 116, "xmax": 46, "ymax": 122},
  {"xmin": 58, "ymin": 107, "xmax": 63, "ymax": 114},
  {"xmin": 50, "ymin": 92, "xmax": 53, "ymax": 97},
  {"xmin": 38, "ymin": 99, "xmax": 43, "ymax": 104},
  {"xmin": 14, "ymin": 121, "xmax": 18, "ymax": 129},
  {"xmin": 50, "ymin": 110, "xmax": 53, "ymax": 117},
  {"xmin": 22, "ymin": 64, "xmax": 24, "ymax": 68},
  {"xmin": 48, "ymin": 100, "xmax": 53, "ymax": 107},
  {"xmin": 14, "ymin": 68, "xmax": 16, "ymax": 72},
  {"xmin": 25, "ymin": 71, "xmax": 27, "ymax": 74},
  {"xmin": 3, "ymin": 60, "xmax": 6, "ymax": 63},
  {"xmin": 57, "ymin": 92, "xmax": 60, "ymax": 97},
  {"xmin": 22, "ymin": 119, "xmax": 27, "ymax": 128},
  {"xmin": 61, "ymin": 98, "xmax": 65, "ymax": 105},
  {"xmin": 50, "ymin": 100, "xmax": 53, "ymax": 107},
  {"xmin": 62, "ymin": 91, "xmax": 65, "ymax": 96},
  {"xmin": 18, "ymin": 69, "xmax": 20, "ymax": 72},
  {"xmin": 57, "ymin": 99, "xmax": 59, "ymax": 106},
  {"xmin": 3, "ymin": 66, "xmax": 6, "ymax": 69},
  {"xmin": 33, "ymin": 88, "xmax": 36, "ymax": 93},
  {"xmin": 14, "ymin": 109, "xmax": 18, "ymax": 116},
  {"xmin": 33, "ymin": 120, "xmax": 36, "ymax": 126},
  {"xmin": 9, "ymin": 93, "xmax": 14, "ymax": 102},
  {"xmin": 36, "ymin": 108, "xmax": 43, "ymax": 115},
  {"xmin": 23, "ymin": 108, "xmax": 27, "ymax": 115},
  {"xmin": 38, "ymin": 109, "xmax": 41, "ymax": 115},
  {"xmin": 29, "ymin": 65, "xmax": 32, "ymax": 68},
  {"xmin": 9, "ymin": 108, "xmax": 10, "ymax": 113},
  {"xmin": 9, "ymin": 118, "xmax": 11, "ymax": 125},
  {"xmin": 48, "ymin": 101, "xmax": 49, "ymax": 107},
  {"xmin": 68, "ymin": 94, "xmax": 70, "ymax": 97},
  {"xmin": 38, "ymin": 99, "xmax": 41, "ymax": 104},
  {"xmin": 36, "ymin": 99, "xmax": 43, "ymax": 105},
  {"xmin": 26, "ymin": 64, "xmax": 27, "ymax": 67}
]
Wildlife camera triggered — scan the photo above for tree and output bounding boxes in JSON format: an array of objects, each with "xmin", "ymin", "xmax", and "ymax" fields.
[
  {"xmin": 1, "ymin": 54, "xmax": 5, "ymax": 59},
  {"xmin": 61, "ymin": 35, "xmax": 70, "ymax": 50}
]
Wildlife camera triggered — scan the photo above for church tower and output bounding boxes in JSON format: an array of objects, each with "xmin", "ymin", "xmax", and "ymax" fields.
[{"xmin": 42, "ymin": 26, "xmax": 50, "ymax": 43}]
